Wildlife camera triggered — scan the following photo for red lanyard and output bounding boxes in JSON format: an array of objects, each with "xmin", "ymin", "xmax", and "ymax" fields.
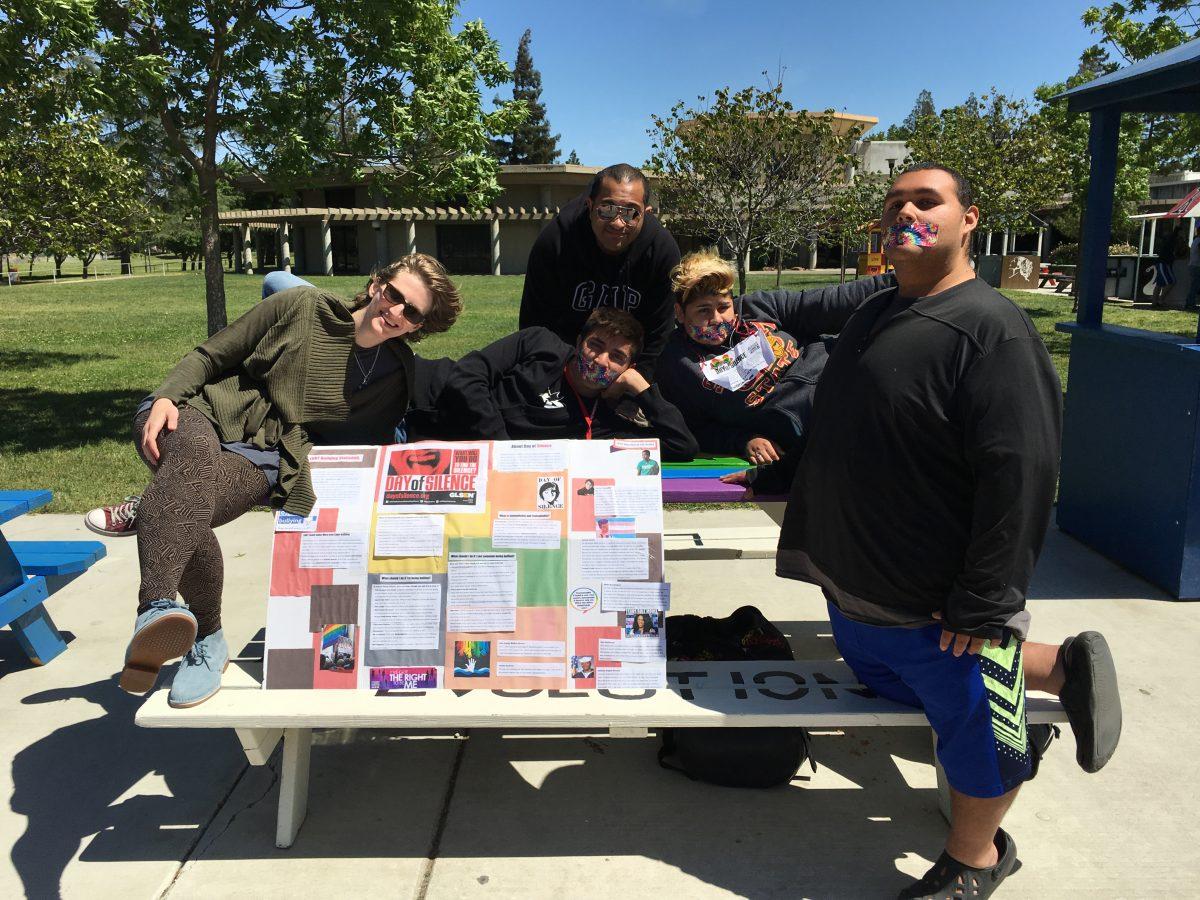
[{"xmin": 563, "ymin": 366, "xmax": 599, "ymax": 440}]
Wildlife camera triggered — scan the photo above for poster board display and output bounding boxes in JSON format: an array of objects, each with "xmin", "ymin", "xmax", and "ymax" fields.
[{"xmin": 263, "ymin": 439, "xmax": 668, "ymax": 692}]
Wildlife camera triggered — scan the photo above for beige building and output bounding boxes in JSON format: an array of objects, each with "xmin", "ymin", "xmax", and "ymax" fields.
[
  {"xmin": 223, "ymin": 111, "xmax": 885, "ymax": 277},
  {"xmin": 222, "ymin": 164, "xmax": 609, "ymax": 277}
]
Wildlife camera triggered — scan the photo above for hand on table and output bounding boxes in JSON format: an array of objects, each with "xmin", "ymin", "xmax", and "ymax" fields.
[{"xmin": 718, "ymin": 469, "xmax": 754, "ymax": 499}]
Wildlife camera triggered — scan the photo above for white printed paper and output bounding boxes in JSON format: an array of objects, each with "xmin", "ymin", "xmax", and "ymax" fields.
[
  {"xmin": 369, "ymin": 581, "xmax": 442, "ymax": 650},
  {"xmin": 579, "ymin": 538, "xmax": 649, "ymax": 580},
  {"xmin": 599, "ymin": 637, "xmax": 667, "ymax": 663},
  {"xmin": 275, "ymin": 511, "xmax": 319, "ymax": 532},
  {"xmin": 497, "ymin": 640, "xmax": 566, "ymax": 657},
  {"xmin": 601, "ymin": 581, "xmax": 670, "ymax": 612},
  {"xmin": 447, "ymin": 605, "xmax": 516, "ymax": 632},
  {"xmin": 298, "ymin": 532, "xmax": 367, "ymax": 570},
  {"xmin": 374, "ymin": 515, "xmax": 445, "ymax": 557},
  {"xmin": 493, "ymin": 512, "xmax": 561, "ymax": 550},
  {"xmin": 496, "ymin": 661, "xmax": 566, "ymax": 678},
  {"xmin": 494, "ymin": 441, "xmax": 568, "ymax": 472},
  {"xmin": 447, "ymin": 553, "xmax": 518, "ymax": 605},
  {"xmin": 311, "ymin": 467, "xmax": 374, "ymax": 508},
  {"xmin": 593, "ymin": 485, "xmax": 661, "ymax": 518},
  {"xmin": 698, "ymin": 331, "xmax": 772, "ymax": 392},
  {"xmin": 596, "ymin": 665, "xmax": 665, "ymax": 689}
]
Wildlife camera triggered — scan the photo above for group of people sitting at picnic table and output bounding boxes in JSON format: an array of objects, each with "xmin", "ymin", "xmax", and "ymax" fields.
[{"xmin": 88, "ymin": 161, "xmax": 1121, "ymax": 899}]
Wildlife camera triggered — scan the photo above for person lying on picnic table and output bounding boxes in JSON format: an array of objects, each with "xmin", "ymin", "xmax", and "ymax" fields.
[
  {"xmin": 654, "ymin": 248, "xmax": 892, "ymax": 465},
  {"xmin": 431, "ymin": 307, "xmax": 698, "ymax": 461},
  {"xmin": 720, "ymin": 162, "xmax": 1121, "ymax": 899},
  {"xmin": 115, "ymin": 254, "xmax": 463, "ymax": 709}
]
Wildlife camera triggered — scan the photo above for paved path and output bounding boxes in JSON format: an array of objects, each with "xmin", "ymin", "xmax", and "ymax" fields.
[{"xmin": 1, "ymin": 511, "xmax": 1195, "ymax": 898}]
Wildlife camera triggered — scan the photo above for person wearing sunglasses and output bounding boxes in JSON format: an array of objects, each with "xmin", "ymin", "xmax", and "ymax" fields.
[
  {"xmin": 111, "ymin": 254, "xmax": 461, "ymax": 708},
  {"xmin": 519, "ymin": 163, "xmax": 681, "ymax": 376}
]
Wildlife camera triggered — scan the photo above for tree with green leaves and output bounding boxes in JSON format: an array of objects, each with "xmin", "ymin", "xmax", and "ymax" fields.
[
  {"xmin": 904, "ymin": 90, "xmax": 1070, "ymax": 245},
  {"xmin": 884, "ymin": 89, "xmax": 936, "ymax": 140},
  {"xmin": 0, "ymin": 0, "xmax": 523, "ymax": 334},
  {"xmin": 565, "ymin": 149, "xmax": 582, "ymax": 165},
  {"xmin": 0, "ymin": 95, "xmax": 152, "ymax": 278},
  {"xmin": 491, "ymin": 29, "xmax": 559, "ymax": 165},
  {"xmin": 648, "ymin": 81, "xmax": 856, "ymax": 294},
  {"xmin": 825, "ymin": 171, "xmax": 891, "ymax": 283},
  {"xmin": 1081, "ymin": 1, "xmax": 1200, "ymax": 171},
  {"xmin": 1034, "ymin": 70, "xmax": 1148, "ymax": 246}
]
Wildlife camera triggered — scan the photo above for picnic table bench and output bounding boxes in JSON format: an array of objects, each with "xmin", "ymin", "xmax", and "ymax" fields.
[
  {"xmin": 1039, "ymin": 263, "xmax": 1077, "ymax": 293},
  {"xmin": 136, "ymin": 659, "xmax": 1068, "ymax": 848},
  {"xmin": 134, "ymin": 461, "xmax": 1067, "ymax": 848},
  {"xmin": 1, "ymin": 489, "xmax": 107, "ymax": 665}
]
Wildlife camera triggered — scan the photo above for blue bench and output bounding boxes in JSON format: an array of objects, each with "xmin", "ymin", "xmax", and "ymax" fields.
[{"xmin": 1, "ymin": 490, "xmax": 107, "ymax": 665}]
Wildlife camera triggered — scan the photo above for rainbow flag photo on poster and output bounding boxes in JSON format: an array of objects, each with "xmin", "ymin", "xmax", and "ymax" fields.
[{"xmin": 320, "ymin": 624, "xmax": 355, "ymax": 672}]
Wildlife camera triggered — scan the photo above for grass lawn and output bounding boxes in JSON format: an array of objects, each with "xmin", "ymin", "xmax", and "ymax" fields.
[{"xmin": 2, "ymin": 270, "xmax": 1197, "ymax": 513}]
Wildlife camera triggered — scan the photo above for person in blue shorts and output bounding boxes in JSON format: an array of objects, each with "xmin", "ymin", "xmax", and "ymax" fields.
[{"xmin": 727, "ymin": 163, "xmax": 1122, "ymax": 898}]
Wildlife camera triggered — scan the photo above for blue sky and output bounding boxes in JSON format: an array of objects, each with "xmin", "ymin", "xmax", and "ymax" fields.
[{"xmin": 460, "ymin": 0, "xmax": 1105, "ymax": 166}]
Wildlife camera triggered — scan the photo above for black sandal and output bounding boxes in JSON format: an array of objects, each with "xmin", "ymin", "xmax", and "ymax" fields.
[
  {"xmin": 1059, "ymin": 631, "xmax": 1122, "ymax": 773},
  {"xmin": 898, "ymin": 828, "xmax": 1017, "ymax": 899}
]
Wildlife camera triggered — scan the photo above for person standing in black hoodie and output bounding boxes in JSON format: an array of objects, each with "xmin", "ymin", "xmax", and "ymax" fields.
[
  {"xmin": 656, "ymin": 248, "xmax": 892, "ymax": 463},
  {"xmin": 727, "ymin": 163, "xmax": 1121, "ymax": 898},
  {"xmin": 519, "ymin": 164, "xmax": 680, "ymax": 375},
  {"xmin": 436, "ymin": 307, "xmax": 697, "ymax": 461}
]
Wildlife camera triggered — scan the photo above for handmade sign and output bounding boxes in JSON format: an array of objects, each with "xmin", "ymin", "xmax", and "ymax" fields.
[{"xmin": 263, "ymin": 440, "xmax": 668, "ymax": 691}]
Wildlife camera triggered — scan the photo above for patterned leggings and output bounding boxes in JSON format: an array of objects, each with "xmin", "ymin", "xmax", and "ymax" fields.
[{"xmin": 134, "ymin": 406, "xmax": 269, "ymax": 637}]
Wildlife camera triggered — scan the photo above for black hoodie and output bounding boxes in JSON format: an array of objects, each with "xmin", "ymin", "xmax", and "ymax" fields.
[
  {"xmin": 433, "ymin": 327, "xmax": 698, "ymax": 460},
  {"xmin": 519, "ymin": 194, "xmax": 681, "ymax": 373},
  {"xmin": 655, "ymin": 275, "xmax": 894, "ymax": 456}
]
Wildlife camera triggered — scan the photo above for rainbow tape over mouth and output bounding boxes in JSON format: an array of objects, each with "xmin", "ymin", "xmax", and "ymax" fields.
[{"xmin": 884, "ymin": 221, "xmax": 939, "ymax": 249}]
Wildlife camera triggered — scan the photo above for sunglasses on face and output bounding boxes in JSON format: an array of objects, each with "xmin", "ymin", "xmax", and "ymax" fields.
[
  {"xmin": 378, "ymin": 281, "xmax": 426, "ymax": 325},
  {"xmin": 594, "ymin": 201, "xmax": 641, "ymax": 224}
]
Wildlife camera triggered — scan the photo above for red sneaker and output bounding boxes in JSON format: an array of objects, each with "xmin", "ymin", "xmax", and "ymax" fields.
[{"xmin": 84, "ymin": 495, "xmax": 141, "ymax": 537}]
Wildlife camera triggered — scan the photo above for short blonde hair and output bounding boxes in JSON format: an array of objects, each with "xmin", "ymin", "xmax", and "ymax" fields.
[
  {"xmin": 353, "ymin": 253, "xmax": 463, "ymax": 342},
  {"xmin": 670, "ymin": 248, "xmax": 736, "ymax": 308}
]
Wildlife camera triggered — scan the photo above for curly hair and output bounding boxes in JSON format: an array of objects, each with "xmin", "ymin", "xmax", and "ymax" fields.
[
  {"xmin": 352, "ymin": 253, "xmax": 462, "ymax": 342},
  {"xmin": 670, "ymin": 248, "xmax": 736, "ymax": 308}
]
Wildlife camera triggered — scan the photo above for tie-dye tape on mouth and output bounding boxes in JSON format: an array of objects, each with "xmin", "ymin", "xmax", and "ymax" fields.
[
  {"xmin": 687, "ymin": 320, "xmax": 734, "ymax": 344},
  {"xmin": 884, "ymin": 221, "xmax": 939, "ymax": 249}
]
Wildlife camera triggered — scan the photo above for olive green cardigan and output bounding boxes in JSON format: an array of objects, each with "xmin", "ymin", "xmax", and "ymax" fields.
[{"xmin": 153, "ymin": 287, "xmax": 414, "ymax": 515}]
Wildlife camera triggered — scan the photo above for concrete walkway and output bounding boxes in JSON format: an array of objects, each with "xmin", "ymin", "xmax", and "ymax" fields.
[{"xmin": 1, "ymin": 510, "xmax": 1196, "ymax": 898}]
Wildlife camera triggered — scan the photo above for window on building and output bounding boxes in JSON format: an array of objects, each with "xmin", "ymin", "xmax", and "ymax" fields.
[
  {"xmin": 436, "ymin": 224, "xmax": 491, "ymax": 275},
  {"xmin": 324, "ymin": 186, "xmax": 357, "ymax": 208}
]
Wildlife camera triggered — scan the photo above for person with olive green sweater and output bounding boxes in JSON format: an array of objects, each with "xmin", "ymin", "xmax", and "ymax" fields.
[{"xmin": 119, "ymin": 255, "xmax": 462, "ymax": 708}]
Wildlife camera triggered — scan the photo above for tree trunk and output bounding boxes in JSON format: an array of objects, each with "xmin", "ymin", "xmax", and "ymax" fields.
[
  {"xmin": 736, "ymin": 250, "xmax": 747, "ymax": 297},
  {"xmin": 180, "ymin": 255, "xmax": 188, "ymax": 272},
  {"xmin": 198, "ymin": 168, "xmax": 229, "ymax": 335},
  {"xmin": 119, "ymin": 247, "xmax": 132, "ymax": 276},
  {"xmin": 839, "ymin": 236, "xmax": 847, "ymax": 284},
  {"xmin": 55, "ymin": 253, "xmax": 66, "ymax": 278},
  {"xmin": 775, "ymin": 248, "xmax": 782, "ymax": 288},
  {"xmin": 27, "ymin": 255, "xmax": 36, "ymax": 278}
]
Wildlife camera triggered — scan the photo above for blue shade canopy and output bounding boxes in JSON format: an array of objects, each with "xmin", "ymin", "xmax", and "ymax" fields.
[{"xmin": 1054, "ymin": 37, "xmax": 1200, "ymax": 113}]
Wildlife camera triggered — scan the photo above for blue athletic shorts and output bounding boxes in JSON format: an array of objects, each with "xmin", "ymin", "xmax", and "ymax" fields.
[{"xmin": 827, "ymin": 601, "xmax": 1032, "ymax": 798}]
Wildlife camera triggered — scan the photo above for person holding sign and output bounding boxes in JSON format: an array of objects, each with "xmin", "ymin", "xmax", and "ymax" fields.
[
  {"xmin": 436, "ymin": 307, "xmax": 698, "ymax": 460},
  {"xmin": 655, "ymin": 248, "xmax": 892, "ymax": 464},
  {"xmin": 117, "ymin": 254, "xmax": 463, "ymax": 708}
]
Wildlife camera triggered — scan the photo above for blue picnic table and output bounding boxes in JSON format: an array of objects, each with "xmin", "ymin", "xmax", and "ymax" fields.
[{"xmin": 0, "ymin": 489, "xmax": 106, "ymax": 665}]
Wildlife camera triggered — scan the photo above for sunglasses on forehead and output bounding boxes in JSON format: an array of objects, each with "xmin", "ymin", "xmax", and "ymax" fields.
[
  {"xmin": 594, "ymin": 201, "xmax": 642, "ymax": 223},
  {"xmin": 377, "ymin": 281, "xmax": 426, "ymax": 325}
]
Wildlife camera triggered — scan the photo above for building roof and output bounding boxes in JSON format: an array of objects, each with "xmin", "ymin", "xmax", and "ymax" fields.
[{"xmin": 1054, "ymin": 37, "xmax": 1200, "ymax": 113}]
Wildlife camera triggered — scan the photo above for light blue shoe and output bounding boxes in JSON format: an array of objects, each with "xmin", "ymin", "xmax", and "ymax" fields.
[
  {"xmin": 119, "ymin": 599, "xmax": 198, "ymax": 694},
  {"xmin": 168, "ymin": 629, "xmax": 229, "ymax": 708}
]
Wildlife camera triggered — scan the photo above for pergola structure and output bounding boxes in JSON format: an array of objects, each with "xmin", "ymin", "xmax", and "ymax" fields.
[
  {"xmin": 218, "ymin": 205, "xmax": 561, "ymax": 277},
  {"xmin": 1053, "ymin": 39, "xmax": 1200, "ymax": 598}
]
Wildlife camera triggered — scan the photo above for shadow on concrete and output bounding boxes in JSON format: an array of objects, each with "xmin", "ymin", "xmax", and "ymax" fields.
[
  {"xmin": 9, "ymin": 673, "xmax": 245, "ymax": 899},
  {"xmin": 0, "ymin": 629, "xmax": 76, "ymax": 679}
]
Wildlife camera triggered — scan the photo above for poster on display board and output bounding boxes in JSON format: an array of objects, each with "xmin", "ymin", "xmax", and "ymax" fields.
[{"xmin": 263, "ymin": 439, "xmax": 668, "ymax": 691}]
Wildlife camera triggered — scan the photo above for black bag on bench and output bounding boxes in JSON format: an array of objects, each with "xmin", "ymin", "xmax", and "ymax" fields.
[{"xmin": 659, "ymin": 605, "xmax": 814, "ymax": 788}]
